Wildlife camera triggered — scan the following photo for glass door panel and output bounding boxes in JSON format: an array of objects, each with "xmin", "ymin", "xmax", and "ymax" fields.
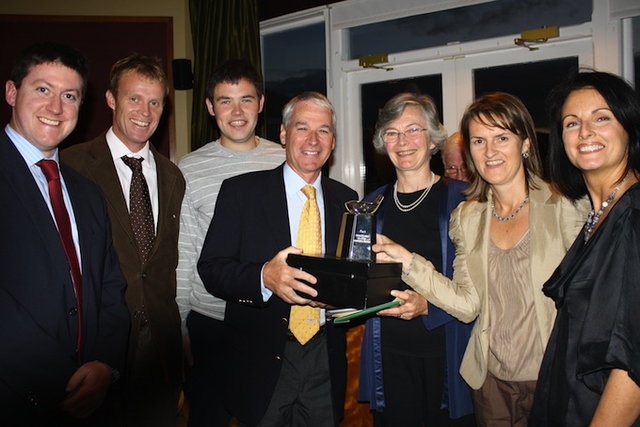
[
  {"xmin": 262, "ymin": 22, "xmax": 326, "ymax": 141},
  {"xmin": 341, "ymin": 60, "xmax": 450, "ymax": 195}
]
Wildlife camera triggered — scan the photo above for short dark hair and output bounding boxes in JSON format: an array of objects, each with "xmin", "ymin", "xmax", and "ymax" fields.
[
  {"xmin": 10, "ymin": 42, "xmax": 89, "ymax": 99},
  {"xmin": 460, "ymin": 92, "xmax": 544, "ymax": 202},
  {"xmin": 205, "ymin": 59, "xmax": 264, "ymax": 101},
  {"xmin": 546, "ymin": 70, "xmax": 640, "ymax": 201},
  {"xmin": 109, "ymin": 54, "xmax": 169, "ymax": 99}
]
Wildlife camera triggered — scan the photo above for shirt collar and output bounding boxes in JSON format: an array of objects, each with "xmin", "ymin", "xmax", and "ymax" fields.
[
  {"xmin": 106, "ymin": 127, "xmax": 151, "ymax": 160},
  {"xmin": 283, "ymin": 162, "xmax": 322, "ymax": 195},
  {"xmin": 5, "ymin": 124, "xmax": 60, "ymax": 166}
]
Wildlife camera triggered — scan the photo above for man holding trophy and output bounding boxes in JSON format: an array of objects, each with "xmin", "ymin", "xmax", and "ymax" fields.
[{"xmin": 198, "ymin": 91, "xmax": 357, "ymax": 427}]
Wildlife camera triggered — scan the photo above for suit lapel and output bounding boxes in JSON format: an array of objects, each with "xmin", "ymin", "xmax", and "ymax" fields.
[
  {"xmin": 321, "ymin": 177, "xmax": 347, "ymax": 255},
  {"xmin": 0, "ymin": 132, "xmax": 71, "ymax": 274},
  {"xmin": 0, "ymin": 131, "xmax": 77, "ymax": 333},
  {"xmin": 260, "ymin": 165, "xmax": 293, "ymax": 249},
  {"xmin": 81, "ymin": 136, "xmax": 135, "ymax": 243},
  {"xmin": 255, "ymin": 167, "xmax": 349, "ymax": 254},
  {"xmin": 467, "ymin": 200, "xmax": 491, "ymax": 325},
  {"xmin": 321, "ymin": 175, "xmax": 345, "ymax": 255},
  {"xmin": 149, "ymin": 144, "xmax": 178, "ymax": 258},
  {"xmin": 527, "ymin": 183, "xmax": 553, "ymax": 290},
  {"xmin": 60, "ymin": 163, "xmax": 94, "ymax": 308}
]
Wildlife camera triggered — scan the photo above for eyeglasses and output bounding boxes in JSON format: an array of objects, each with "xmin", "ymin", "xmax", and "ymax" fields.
[
  {"xmin": 444, "ymin": 165, "xmax": 468, "ymax": 175},
  {"xmin": 382, "ymin": 127, "xmax": 428, "ymax": 144}
]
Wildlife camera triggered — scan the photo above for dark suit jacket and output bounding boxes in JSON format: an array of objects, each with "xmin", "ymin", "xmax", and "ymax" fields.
[
  {"xmin": 61, "ymin": 133, "xmax": 185, "ymax": 407},
  {"xmin": 0, "ymin": 130, "xmax": 129, "ymax": 422},
  {"xmin": 198, "ymin": 164, "xmax": 358, "ymax": 426}
]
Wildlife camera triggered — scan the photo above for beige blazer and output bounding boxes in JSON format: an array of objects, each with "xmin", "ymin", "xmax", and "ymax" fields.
[{"xmin": 402, "ymin": 177, "xmax": 589, "ymax": 389}]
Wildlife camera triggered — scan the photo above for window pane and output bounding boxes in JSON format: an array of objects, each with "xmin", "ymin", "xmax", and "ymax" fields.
[
  {"xmin": 263, "ymin": 23, "xmax": 326, "ymax": 141},
  {"xmin": 361, "ymin": 75, "xmax": 443, "ymax": 194},
  {"xmin": 349, "ymin": 0, "xmax": 591, "ymax": 60}
]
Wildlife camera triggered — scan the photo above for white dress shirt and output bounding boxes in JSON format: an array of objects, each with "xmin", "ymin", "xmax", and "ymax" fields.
[
  {"xmin": 261, "ymin": 163, "xmax": 327, "ymax": 323},
  {"xmin": 106, "ymin": 127, "xmax": 159, "ymax": 230}
]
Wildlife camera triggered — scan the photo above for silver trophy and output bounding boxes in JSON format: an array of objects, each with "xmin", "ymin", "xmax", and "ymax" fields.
[{"xmin": 336, "ymin": 194, "xmax": 384, "ymax": 261}]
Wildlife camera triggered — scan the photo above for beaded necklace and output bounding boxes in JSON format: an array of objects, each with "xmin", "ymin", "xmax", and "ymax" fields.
[
  {"xmin": 491, "ymin": 195, "xmax": 529, "ymax": 222},
  {"xmin": 584, "ymin": 175, "xmax": 627, "ymax": 243},
  {"xmin": 393, "ymin": 171, "xmax": 435, "ymax": 213}
]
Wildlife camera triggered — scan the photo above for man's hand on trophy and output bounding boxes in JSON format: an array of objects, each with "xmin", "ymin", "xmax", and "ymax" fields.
[{"xmin": 264, "ymin": 246, "xmax": 319, "ymax": 305}]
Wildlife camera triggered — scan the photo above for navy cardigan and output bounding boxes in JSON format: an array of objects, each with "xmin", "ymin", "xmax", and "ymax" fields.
[{"xmin": 358, "ymin": 178, "xmax": 475, "ymax": 418}]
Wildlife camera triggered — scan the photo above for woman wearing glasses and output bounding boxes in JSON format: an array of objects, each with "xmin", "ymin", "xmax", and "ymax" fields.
[
  {"xmin": 358, "ymin": 92, "xmax": 476, "ymax": 426},
  {"xmin": 371, "ymin": 92, "xmax": 589, "ymax": 426}
]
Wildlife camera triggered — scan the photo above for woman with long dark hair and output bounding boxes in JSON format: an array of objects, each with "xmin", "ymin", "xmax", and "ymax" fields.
[{"xmin": 530, "ymin": 70, "xmax": 640, "ymax": 426}]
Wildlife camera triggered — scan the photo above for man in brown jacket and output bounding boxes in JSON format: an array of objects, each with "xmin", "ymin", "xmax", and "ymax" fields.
[{"xmin": 62, "ymin": 54, "xmax": 185, "ymax": 426}]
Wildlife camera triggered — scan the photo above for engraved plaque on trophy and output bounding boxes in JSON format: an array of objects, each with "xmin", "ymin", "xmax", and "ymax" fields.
[{"xmin": 336, "ymin": 194, "xmax": 384, "ymax": 262}]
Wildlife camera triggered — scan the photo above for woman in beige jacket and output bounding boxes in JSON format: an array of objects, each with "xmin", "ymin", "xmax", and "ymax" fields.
[{"xmin": 375, "ymin": 92, "xmax": 589, "ymax": 426}]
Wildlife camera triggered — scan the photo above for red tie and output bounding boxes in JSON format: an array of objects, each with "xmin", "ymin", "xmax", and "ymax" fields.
[{"xmin": 37, "ymin": 159, "xmax": 83, "ymax": 360}]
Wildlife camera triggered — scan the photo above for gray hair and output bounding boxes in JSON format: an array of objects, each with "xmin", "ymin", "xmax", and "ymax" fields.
[
  {"xmin": 282, "ymin": 91, "xmax": 337, "ymax": 132},
  {"xmin": 372, "ymin": 92, "xmax": 447, "ymax": 155}
]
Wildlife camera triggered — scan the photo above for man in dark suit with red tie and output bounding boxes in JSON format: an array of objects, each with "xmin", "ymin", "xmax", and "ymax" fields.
[
  {"xmin": 0, "ymin": 43, "xmax": 129, "ymax": 425},
  {"xmin": 198, "ymin": 92, "xmax": 358, "ymax": 426}
]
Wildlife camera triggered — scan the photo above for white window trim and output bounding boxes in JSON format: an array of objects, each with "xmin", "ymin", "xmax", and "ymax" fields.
[
  {"xmin": 261, "ymin": 0, "xmax": 632, "ymax": 195},
  {"xmin": 610, "ymin": 0, "xmax": 640, "ymax": 20}
]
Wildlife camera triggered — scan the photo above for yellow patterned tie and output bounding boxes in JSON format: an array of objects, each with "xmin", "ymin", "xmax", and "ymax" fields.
[{"xmin": 289, "ymin": 185, "xmax": 322, "ymax": 345}]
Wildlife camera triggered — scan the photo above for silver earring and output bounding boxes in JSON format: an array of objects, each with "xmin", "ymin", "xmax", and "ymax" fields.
[{"xmin": 522, "ymin": 152, "xmax": 530, "ymax": 159}]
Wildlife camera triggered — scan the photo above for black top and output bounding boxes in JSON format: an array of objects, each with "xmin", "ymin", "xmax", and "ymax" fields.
[
  {"xmin": 380, "ymin": 179, "xmax": 446, "ymax": 355},
  {"xmin": 530, "ymin": 183, "xmax": 640, "ymax": 427}
]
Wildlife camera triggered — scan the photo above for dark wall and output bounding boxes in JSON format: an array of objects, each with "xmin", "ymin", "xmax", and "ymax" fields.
[
  {"xmin": 259, "ymin": 0, "xmax": 346, "ymax": 21},
  {"xmin": 0, "ymin": 15, "xmax": 174, "ymax": 158}
]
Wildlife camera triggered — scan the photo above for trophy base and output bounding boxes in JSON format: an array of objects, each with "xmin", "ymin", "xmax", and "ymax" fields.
[{"xmin": 286, "ymin": 254, "xmax": 402, "ymax": 309}]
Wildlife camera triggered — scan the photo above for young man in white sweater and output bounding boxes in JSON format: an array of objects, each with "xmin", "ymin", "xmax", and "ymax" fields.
[{"xmin": 176, "ymin": 59, "xmax": 285, "ymax": 427}]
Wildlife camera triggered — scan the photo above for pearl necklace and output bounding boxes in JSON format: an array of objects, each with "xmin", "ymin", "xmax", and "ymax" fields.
[
  {"xmin": 491, "ymin": 195, "xmax": 529, "ymax": 222},
  {"xmin": 393, "ymin": 172, "xmax": 435, "ymax": 213},
  {"xmin": 583, "ymin": 175, "xmax": 627, "ymax": 243}
]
